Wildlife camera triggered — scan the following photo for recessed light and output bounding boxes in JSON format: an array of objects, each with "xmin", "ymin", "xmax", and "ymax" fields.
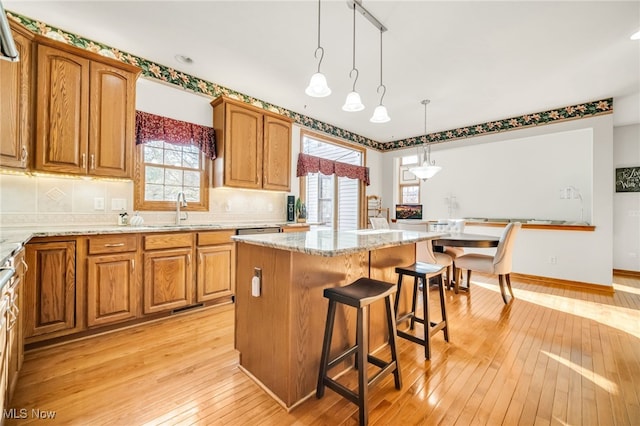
[
  {"xmin": 631, "ymin": 30, "xmax": 640, "ymax": 41},
  {"xmin": 175, "ymin": 54, "xmax": 194, "ymax": 64}
]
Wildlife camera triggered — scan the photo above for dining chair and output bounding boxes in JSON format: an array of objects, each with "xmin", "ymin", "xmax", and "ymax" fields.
[
  {"xmin": 453, "ymin": 222, "xmax": 521, "ymax": 304},
  {"xmin": 369, "ymin": 217, "xmax": 390, "ymax": 229},
  {"xmin": 417, "ymin": 240, "xmax": 454, "ymax": 289}
]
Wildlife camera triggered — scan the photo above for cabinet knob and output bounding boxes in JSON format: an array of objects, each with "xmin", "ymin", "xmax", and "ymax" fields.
[
  {"xmin": 90, "ymin": 154, "xmax": 95, "ymax": 170},
  {"xmin": 20, "ymin": 146, "xmax": 28, "ymax": 163},
  {"xmin": 82, "ymin": 153, "xmax": 87, "ymax": 169}
]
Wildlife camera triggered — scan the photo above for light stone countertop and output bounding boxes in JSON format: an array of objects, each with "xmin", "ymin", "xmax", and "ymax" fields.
[
  {"xmin": 232, "ymin": 228, "xmax": 445, "ymax": 257},
  {"xmin": 0, "ymin": 222, "xmax": 287, "ymax": 265}
]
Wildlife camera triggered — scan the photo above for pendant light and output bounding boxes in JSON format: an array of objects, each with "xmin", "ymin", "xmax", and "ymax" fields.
[
  {"xmin": 342, "ymin": 1, "xmax": 364, "ymax": 112},
  {"xmin": 370, "ymin": 29, "xmax": 390, "ymax": 123},
  {"xmin": 409, "ymin": 99, "xmax": 442, "ymax": 180},
  {"xmin": 305, "ymin": 0, "xmax": 331, "ymax": 97}
]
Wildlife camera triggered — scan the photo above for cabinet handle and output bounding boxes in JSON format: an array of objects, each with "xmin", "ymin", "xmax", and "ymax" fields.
[
  {"xmin": 21, "ymin": 258, "xmax": 28, "ymax": 272},
  {"xmin": 104, "ymin": 243, "xmax": 125, "ymax": 248},
  {"xmin": 20, "ymin": 146, "xmax": 28, "ymax": 163},
  {"xmin": 187, "ymin": 254, "xmax": 191, "ymax": 265},
  {"xmin": 130, "ymin": 259, "xmax": 135, "ymax": 270},
  {"xmin": 90, "ymin": 154, "xmax": 95, "ymax": 169},
  {"xmin": 82, "ymin": 153, "xmax": 87, "ymax": 169}
]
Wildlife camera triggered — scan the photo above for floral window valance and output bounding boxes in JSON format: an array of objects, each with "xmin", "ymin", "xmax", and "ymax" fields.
[
  {"xmin": 135, "ymin": 110, "xmax": 216, "ymax": 160},
  {"xmin": 296, "ymin": 153, "xmax": 370, "ymax": 186}
]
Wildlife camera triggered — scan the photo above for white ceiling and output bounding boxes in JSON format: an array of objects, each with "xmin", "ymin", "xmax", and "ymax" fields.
[{"xmin": 6, "ymin": 0, "xmax": 640, "ymax": 143}]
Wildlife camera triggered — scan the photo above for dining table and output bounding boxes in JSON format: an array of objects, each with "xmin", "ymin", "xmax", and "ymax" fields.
[{"xmin": 432, "ymin": 232, "xmax": 501, "ymax": 292}]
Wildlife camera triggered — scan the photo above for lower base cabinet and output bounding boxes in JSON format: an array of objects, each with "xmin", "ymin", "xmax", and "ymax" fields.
[
  {"xmin": 142, "ymin": 233, "xmax": 194, "ymax": 315},
  {"xmin": 196, "ymin": 231, "xmax": 236, "ymax": 303},
  {"xmin": 143, "ymin": 248, "xmax": 193, "ymax": 314},
  {"xmin": 86, "ymin": 234, "xmax": 139, "ymax": 327},
  {"xmin": 24, "ymin": 241, "xmax": 77, "ymax": 339},
  {"xmin": 87, "ymin": 252, "xmax": 138, "ymax": 327},
  {"xmin": 22, "ymin": 230, "xmax": 237, "ymax": 347}
]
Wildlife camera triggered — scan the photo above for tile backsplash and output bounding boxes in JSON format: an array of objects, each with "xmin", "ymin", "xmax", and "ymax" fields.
[{"xmin": 0, "ymin": 173, "xmax": 288, "ymax": 227}]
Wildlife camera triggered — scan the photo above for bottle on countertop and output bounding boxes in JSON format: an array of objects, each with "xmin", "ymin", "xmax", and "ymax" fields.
[{"xmin": 118, "ymin": 210, "xmax": 129, "ymax": 226}]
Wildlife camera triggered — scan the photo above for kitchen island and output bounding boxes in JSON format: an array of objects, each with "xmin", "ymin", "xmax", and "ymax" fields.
[{"xmin": 232, "ymin": 229, "xmax": 443, "ymax": 410}]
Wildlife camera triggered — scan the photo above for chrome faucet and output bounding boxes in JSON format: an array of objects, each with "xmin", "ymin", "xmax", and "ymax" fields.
[{"xmin": 176, "ymin": 192, "xmax": 188, "ymax": 225}]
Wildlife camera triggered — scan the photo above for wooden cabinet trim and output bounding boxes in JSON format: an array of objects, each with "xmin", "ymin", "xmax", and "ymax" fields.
[
  {"xmin": 197, "ymin": 230, "xmax": 235, "ymax": 246},
  {"xmin": 88, "ymin": 234, "xmax": 138, "ymax": 254},
  {"xmin": 144, "ymin": 232, "xmax": 194, "ymax": 250}
]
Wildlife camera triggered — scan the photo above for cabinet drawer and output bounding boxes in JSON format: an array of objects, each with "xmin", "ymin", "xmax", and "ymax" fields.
[
  {"xmin": 197, "ymin": 230, "xmax": 235, "ymax": 246},
  {"xmin": 88, "ymin": 235, "xmax": 138, "ymax": 254},
  {"xmin": 144, "ymin": 233, "xmax": 193, "ymax": 250}
]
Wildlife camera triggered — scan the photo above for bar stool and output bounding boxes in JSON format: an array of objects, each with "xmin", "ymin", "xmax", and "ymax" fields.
[
  {"xmin": 317, "ymin": 277, "xmax": 402, "ymax": 426},
  {"xmin": 394, "ymin": 262, "xmax": 449, "ymax": 359}
]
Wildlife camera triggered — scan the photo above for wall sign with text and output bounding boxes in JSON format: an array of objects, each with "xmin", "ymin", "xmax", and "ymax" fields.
[{"xmin": 615, "ymin": 167, "xmax": 640, "ymax": 192}]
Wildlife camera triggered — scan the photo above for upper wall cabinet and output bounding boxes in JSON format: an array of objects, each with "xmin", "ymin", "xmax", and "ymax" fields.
[
  {"xmin": 211, "ymin": 96, "xmax": 293, "ymax": 191},
  {"xmin": 0, "ymin": 21, "xmax": 34, "ymax": 170},
  {"xmin": 34, "ymin": 36, "xmax": 141, "ymax": 178}
]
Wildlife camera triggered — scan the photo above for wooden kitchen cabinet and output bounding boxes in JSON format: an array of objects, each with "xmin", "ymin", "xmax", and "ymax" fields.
[
  {"xmin": 211, "ymin": 96, "xmax": 293, "ymax": 191},
  {"xmin": 34, "ymin": 36, "xmax": 140, "ymax": 178},
  {"xmin": 86, "ymin": 234, "xmax": 139, "ymax": 327},
  {"xmin": 0, "ymin": 20, "xmax": 34, "ymax": 169},
  {"xmin": 24, "ymin": 240, "xmax": 77, "ymax": 340},
  {"xmin": 196, "ymin": 231, "xmax": 235, "ymax": 303},
  {"xmin": 6, "ymin": 249, "xmax": 24, "ymax": 403},
  {"xmin": 143, "ymin": 233, "xmax": 194, "ymax": 314}
]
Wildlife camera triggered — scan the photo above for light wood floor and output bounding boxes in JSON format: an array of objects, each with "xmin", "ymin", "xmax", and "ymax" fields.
[{"xmin": 7, "ymin": 272, "xmax": 640, "ymax": 425}]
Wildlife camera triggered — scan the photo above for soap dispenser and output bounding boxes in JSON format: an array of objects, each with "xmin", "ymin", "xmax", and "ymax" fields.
[{"xmin": 118, "ymin": 210, "xmax": 129, "ymax": 226}]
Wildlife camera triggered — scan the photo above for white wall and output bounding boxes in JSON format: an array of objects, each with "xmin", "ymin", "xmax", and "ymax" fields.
[
  {"xmin": 613, "ymin": 124, "xmax": 640, "ymax": 272},
  {"xmin": 383, "ymin": 115, "xmax": 614, "ymax": 286}
]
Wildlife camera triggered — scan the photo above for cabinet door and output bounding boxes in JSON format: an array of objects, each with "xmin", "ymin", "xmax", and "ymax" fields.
[
  {"xmin": 7, "ymin": 274, "xmax": 22, "ymax": 401},
  {"xmin": 263, "ymin": 115, "xmax": 291, "ymax": 191},
  {"xmin": 35, "ymin": 45, "xmax": 90, "ymax": 174},
  {"xmin": 196, "ymin": 244, "xmax": 235, "ymax": 302},
  {"xmin": 0, "ymin": 26, "xmax": 32, "ymax": 169},
  {"xmin": 143, "ymin": 248, "xmax": 193, "ymax": 314},
  {"xmin": 87, "ymin": 252, "xmax": 138, "ymax": 327},
  {"xmin": 24, "ymin": 241, "xmax": 76, "ymax": 338},
  {"xmin": 225, "ymin": 103, "xmax": 263, "ymax": 189},
  {"xmin": 88, "ymin": 62, "xmax": 136, "ymax": 178}
]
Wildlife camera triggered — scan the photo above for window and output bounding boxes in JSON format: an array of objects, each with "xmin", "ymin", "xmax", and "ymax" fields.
[
  {"xmin": 399, "ymin": 155, "xmax": 420, "ymax": 204},
  {"xmin": 134, "ymin": 111, "xmax": 212, "ymax": 211},
  {"xmin": 301, "ymin": 131, "xmax": 366, "ymax": 230},
  {"xmin": 135, "ymin": 141, "xmax": 209, "ymax": 211}
]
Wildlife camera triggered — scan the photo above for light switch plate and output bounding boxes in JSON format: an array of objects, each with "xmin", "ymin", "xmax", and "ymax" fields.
[{"xmin": 111, "ymin": 198, "xmax": 127, "ymax": 211}]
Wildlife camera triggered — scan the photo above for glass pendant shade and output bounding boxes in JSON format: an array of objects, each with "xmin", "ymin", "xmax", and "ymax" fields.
[
  {"xmin": 342, "ymin": 91, "xmax": 365, "ymax": 112},
  {"xmin": 631, "ymin": 30, "xmax": 640, "ymax": 40},
  {"xmin": 409, "ymin": 163, "xmax": 442, "ymax": 180},
  {"xmin": 305, "ymin": 72, "xmax": 331, "ymax": 97},
  {"xmin": 370, "ymin": 104, "xmax": 390, "ymax": 123}
]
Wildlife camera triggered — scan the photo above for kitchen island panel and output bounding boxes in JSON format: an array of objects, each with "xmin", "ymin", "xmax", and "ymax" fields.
[{"xmin": 235, "ymin": 241, "xmax": 415, "ymax": 409}]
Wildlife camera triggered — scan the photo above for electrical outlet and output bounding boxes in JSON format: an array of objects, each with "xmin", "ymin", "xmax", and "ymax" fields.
[
  {"xmin": 549, "ymin": 256, "xmax": 557, "ymax": 264},
  {"xmin": 94, "ymin": 197, "xmax": 104, "ymax": 210}
]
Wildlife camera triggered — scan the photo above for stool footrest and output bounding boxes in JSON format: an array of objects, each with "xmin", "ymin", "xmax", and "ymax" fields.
[
  {"xmin": 322, "ymin": 377, "xmax": 358, "ymax": 405},
  {"xmin": 397, "ymin": 329, "xmax": 426, "ymax": 346},
  {"xmin": 369, "ymin": 361, "xmax": 400, "ymax": 389},
  {"xmin": 430, "ymin": 321, "xmax": 448, "ymax": 339},
  {"xmin": 328, "ymin": 345, "xmax": 359, "ymax": 370},
  {"xmin": 397, "ymin": 312, "xmax": 416, "ymax": 324}
]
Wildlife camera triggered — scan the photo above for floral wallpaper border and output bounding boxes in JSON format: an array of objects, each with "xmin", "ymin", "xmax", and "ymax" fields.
[{"xmin": 8, "ymin": 11, "xmax": 613, "ymax": 153}]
